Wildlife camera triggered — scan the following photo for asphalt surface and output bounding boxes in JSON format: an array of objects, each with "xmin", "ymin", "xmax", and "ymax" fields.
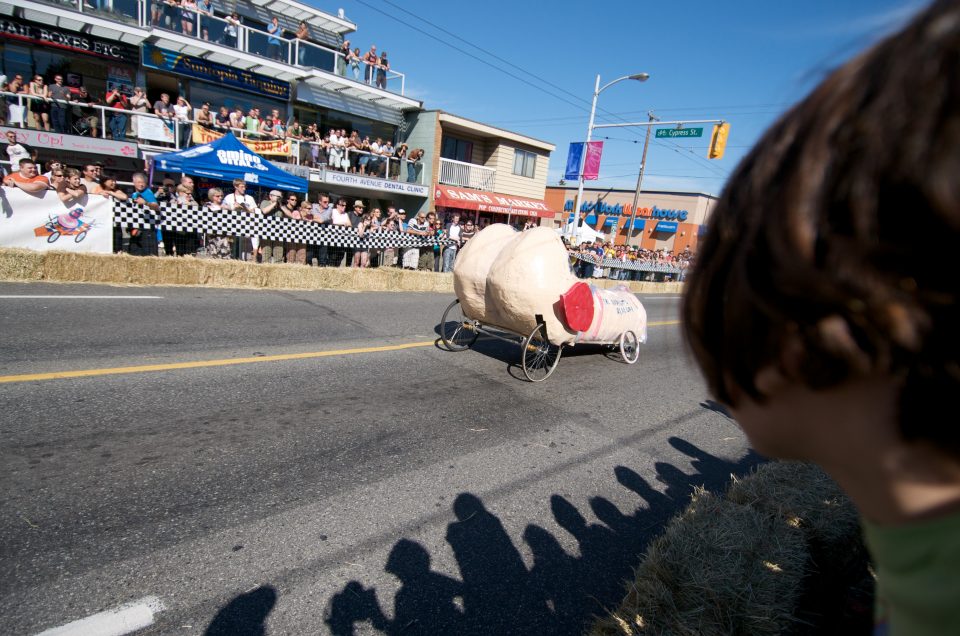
[{"xmin": 0, "ymin": 281, "xmax": 759, "ymax": 635}]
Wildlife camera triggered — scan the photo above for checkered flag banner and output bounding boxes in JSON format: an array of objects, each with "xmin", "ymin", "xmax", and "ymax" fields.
[
  {"xmin": 113, "ymin": 201, "xmax": 455, "ymax": 249},
  {"xmin": 571, "ymin": 252, "xmax": 686, "ymax": 274}
]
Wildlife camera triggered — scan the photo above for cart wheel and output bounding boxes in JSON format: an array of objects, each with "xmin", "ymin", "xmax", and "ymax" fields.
[
  {"xmin": 440, "ymin": 299, "xmax": 478, "ymax": 351},
  {"xmin": 47, "ymin": 231, "xmax": 60, "ymax": 243},
  {"xmin": 75, "ymin": 230, "xmax": 87, "ymax": 243},
  {"xmin": 522, "ymin": 323, "xmax": 562, "ymax": 382},
  {"xmin": 619, "ymin": 330, "xmax": 640, "ymax": 364}
]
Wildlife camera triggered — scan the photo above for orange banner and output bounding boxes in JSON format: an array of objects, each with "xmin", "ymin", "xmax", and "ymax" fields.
[{"xmin": 191, "ymin": 125, "xmax": 291, "ymax": 157}]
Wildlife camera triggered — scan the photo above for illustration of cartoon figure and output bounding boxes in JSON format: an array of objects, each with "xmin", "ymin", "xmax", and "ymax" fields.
[{"xmin": 34, "ymin": 207, "xmax": 96, "ymax": 243}]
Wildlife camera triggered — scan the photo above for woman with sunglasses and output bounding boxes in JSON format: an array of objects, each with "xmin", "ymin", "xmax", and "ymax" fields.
[
  {"xmin": 202, "ymin": 188, "xmax": 232, "ymax": 259},
  {"xmin": 27, "ymin": 74, "xmax": 50, "ymax": 131},
  {"xmin": 90, "ymin": 173, "xmax": 128, "ymax": 201}
]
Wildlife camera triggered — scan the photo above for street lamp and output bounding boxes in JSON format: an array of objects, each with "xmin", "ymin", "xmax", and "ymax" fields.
[{"xmin": 571, "ymin": 73, "xmax": 650, "ymax": 241}]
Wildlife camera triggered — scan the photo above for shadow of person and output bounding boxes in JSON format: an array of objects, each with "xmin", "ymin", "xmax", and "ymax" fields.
[
  {"xmin": 326, "ymin": 581, "xmax": 390, "ymax": 636},
  {"xmin": 204, "ymin": 585, "xmax": 277, "ymax": 636},
  {"xmin": 386, "ymin": 539, "xmax": 464, "ymax": 634},
  {"xmin": 446, "ymin": 493, "xmax": 551, "ymax": 634}
]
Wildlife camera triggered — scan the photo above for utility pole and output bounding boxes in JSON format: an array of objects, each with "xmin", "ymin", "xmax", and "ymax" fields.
[{"xmin": 627, "ymin": 111, "xmax": 657, "ymax": 248}]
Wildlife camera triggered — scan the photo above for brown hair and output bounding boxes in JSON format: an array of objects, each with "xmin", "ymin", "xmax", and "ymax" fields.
[{"xmin": 682, "ymin": 0, "xmax": 960, "ymax": 454}]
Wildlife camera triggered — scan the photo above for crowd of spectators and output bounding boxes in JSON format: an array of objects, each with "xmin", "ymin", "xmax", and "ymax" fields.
[
  {"xmin": 566, "ymin": 238, "xmax": 695, "ymax": 281},
  {"xmin": 148, "ymin": 1, "xmax": 394, "ymax": 89}
]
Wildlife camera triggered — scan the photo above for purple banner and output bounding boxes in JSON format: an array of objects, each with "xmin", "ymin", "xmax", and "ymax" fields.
[{"xmin": 582, "ymin": 141, "xmax": 604, "ymax": 180}]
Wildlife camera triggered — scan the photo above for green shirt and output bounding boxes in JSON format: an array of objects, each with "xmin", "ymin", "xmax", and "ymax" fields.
[{"xmin": 863, "ymin": 510, "xmax": 960, "ymax": 636}]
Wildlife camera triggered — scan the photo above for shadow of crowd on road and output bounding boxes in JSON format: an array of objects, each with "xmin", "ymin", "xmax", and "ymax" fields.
[{"xmin": 205, "ymin": 435, "xmax": 763, "ymax": 635}]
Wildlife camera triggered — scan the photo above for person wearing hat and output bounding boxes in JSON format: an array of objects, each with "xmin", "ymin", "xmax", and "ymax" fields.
[
  {"xmin": 396, "ymin": 209, "xmax": 417, "ymax": 269},
  {"xmin": 406, "ymin": 211, "xmax": 432, "ymax": 271},
  {"xmin": 259, "ymin": 190, "xmax": 285, "ymax": 264}
]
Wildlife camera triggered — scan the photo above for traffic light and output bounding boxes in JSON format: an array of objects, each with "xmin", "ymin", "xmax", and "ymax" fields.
[{"xmin": 708, "ymin": 123, "xmax": 730, "ymax": 159}]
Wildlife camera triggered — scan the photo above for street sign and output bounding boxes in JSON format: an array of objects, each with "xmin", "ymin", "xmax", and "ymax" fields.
[{"xmin": 655, "ymin": 127, "xmax": 704, "ymax": 138}]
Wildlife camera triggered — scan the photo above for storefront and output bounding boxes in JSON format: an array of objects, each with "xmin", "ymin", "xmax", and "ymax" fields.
[
  {"xmin": 318, "ymin": 168, "xmax": 429, "ymax": 213},
  {"xmin": 0, "ymin": 16, "xmax": 141, "ymax": 100},
  {"xmin": 544, "ymin": 186, "xmax": 717, "ymax": 252},
  {"xmin": 433, "ymin": 184, "xmax": 554, "ymax": 229}
]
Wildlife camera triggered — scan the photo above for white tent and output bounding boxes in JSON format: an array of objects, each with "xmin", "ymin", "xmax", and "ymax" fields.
[{"xmin": 558, "ymin": 221, "xmax": 603, "ymax": 244}]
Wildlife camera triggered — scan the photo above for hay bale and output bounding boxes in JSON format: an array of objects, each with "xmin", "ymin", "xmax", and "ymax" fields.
[
  {"xmin": 0, "ymin": 248, "xmax": 45, "ymax": 280},
  {"xmin": 592, "ymin": 488, "xmax": 808, "ymax": 636},
  {"xmin": 727, "ymin": 462, "xmax": 860, "ymax": 549}
]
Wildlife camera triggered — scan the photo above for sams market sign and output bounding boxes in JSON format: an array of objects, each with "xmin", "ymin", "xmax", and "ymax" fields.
[{"xmin": 0, "ymin": 17, "xmax": 138, "ymax": 63}]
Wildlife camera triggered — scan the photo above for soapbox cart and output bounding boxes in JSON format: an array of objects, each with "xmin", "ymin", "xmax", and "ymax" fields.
[{"xmin": 438, "ymin": 296, "xmax": 642, "ymax": 383}]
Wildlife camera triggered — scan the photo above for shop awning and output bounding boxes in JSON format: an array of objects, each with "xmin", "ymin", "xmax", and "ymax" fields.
[
  {"xmin": 434, "ymin": 185, "xmax": 554, "ymax": 218},
  {"xmin": 631, "ymin": 219, "xmax": 646, "ymax": 230},
  {"xmin": 603, "ymin": 217, "xmax": 618, "ymax": 226}
]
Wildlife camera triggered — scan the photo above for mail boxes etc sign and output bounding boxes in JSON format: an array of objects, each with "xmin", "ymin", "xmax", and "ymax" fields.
[
  {"xmin": 0, "ymin": 17, "xmax": 139, "ymax": 62},
  {"xmin": 563, "ymin": 199, "xmax": 689, "ymax": 222}
]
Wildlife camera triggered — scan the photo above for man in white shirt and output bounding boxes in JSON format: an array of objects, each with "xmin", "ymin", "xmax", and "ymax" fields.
[
  {"xmin": 222, "ymin": 179, "xmax": 261, "ymax": 261},
  {"xmin": 80, "ymin": 164, "xmax": 99, "ymax": 193},
  {"xmin": 443, "ymin": 214, "xmax": 462, "ymax": 272},
  {"xmin": 3, "ymin": 130, "xmax": 32, "ymax": 173}
]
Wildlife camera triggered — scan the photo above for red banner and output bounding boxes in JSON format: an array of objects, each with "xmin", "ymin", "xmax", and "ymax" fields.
[{"xmin": 433, "ymin": 185, "xmax": 554, "ymax": 218}]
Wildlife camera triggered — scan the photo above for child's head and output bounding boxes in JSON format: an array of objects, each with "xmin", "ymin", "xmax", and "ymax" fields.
[{"xmin": 682, "ymin": 0, "xmax": 960, "ymax": 457}]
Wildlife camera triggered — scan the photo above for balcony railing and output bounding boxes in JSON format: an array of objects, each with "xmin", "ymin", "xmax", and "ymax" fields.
[
  {"xmin": 438, "ymin": 157, "xmax": 495, "ymax": 191},
  {"xmin": 1, "ymin": 90, "xmax": 425, "ymax": 186},
  {"xmin": 25, "ymin": 0, "xmax": 406, "ymax": 95}
]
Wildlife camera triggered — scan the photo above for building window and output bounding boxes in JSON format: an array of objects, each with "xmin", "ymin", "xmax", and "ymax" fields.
[
  {"xmin": 441, "ymin": 136, "xmax": 473, "ymax": 163},
  {"xmin": 513, "ymin": 149, "xmax": 536, "ymax": 179}
]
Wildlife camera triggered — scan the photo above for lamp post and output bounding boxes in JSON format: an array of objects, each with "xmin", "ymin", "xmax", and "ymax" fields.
[
  {"xmin": 571, "ymin": 72, "xmax": 650, "ymax": 241},
  {"xmin": 627, "ymin": 111, "xmax": 657, "ymax": 247}
]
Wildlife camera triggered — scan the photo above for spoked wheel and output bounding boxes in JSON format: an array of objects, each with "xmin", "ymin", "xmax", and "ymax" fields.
[
  {"xmin": 521, "ymin": 323, "xmax": 563, "ymax": 382},
  {"xmin": 440, "ymin": 299, "xmax": 478, "ymax": 351},
  {"xmin": 619, "ymin": 330, "xmax": 640, "ymax": 364}
]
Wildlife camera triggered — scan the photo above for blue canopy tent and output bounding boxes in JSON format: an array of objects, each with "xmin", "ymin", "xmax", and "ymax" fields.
[{"xmin": 151, "ymin": 133, "xmax": 308, "ymax": 193}]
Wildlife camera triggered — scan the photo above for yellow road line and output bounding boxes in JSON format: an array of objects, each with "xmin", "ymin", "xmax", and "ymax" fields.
[{"xmin": 0, "ymin": 320, "xmax": 681, "ymax": 384}]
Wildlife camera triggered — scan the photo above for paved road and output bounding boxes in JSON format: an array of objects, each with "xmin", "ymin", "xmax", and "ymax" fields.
[{"xmin": 0, "ymin": 282, "xmax": 758, "ymax": 635}]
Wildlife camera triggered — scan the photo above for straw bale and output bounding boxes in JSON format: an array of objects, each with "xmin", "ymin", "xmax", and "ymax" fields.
[
  {"xmin": 0, "ymin": 248, "xmax": 44, "ymax": 280},
  {"xmin": 590, "ymin": 462, "xmax": 864, "ymax": 636},
  {"xmin": 727, "ymin": 462, "xmax": 860, "ymax": 548}
]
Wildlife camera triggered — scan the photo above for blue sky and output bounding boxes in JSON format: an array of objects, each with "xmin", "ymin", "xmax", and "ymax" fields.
[{"xmin": 324, "ymin": 0, "xmax": 926, "ymax": 196}]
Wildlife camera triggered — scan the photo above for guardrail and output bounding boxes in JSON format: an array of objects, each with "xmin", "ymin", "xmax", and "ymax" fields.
[{"xmin": 438, "ymin": 157, "xmax": 495, "ymax": 191}]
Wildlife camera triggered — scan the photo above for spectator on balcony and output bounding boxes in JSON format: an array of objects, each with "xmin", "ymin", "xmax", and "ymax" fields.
[
  {"xmin": 244, "ymin": 108, "xmax": 260, "ymax": 139},
  {"xmin": 153, "ymin": 93, "xmax": 173, "ymax": 124},
  {"xmin": 214, "ymin": 105, "xmax": 230, "ymax": 130},
  {"xmin": 162, "ymin": 0, "xmax": 181, "ymax": 32},
  {"xmin": 173, "ymin": 96, "xmax": 193, "ymax": 148},
  {"xmin": 376, "ymin": 52, "xmax": 389, "ymax": 90},
  {"xmin": 352, "ymin": 133, "xmax": 366, "ymax": 174},
  {"xmin": 363, "ymin": 45, "xmax": 378, "ymax": 85},
  {"xmin": 368, "ymin": 137, "xmax": 383, "ymax": 176},
  {"xmin": 71, "ymin": 86, "xmax": 99, "ymax": 137},
  {"xmin": 258, "ymin": 116, "xmax": 275, "ymax": 140},
  {"xmin": 105, "ymin": 84, "xmax": 129, "ymax": 141},
  {"xmin": 267, "ymin": 16, "xmax": 282, "ymax": 61},
  {"xmin": 181, "ymin": 0, "xmax": 198, "ymax": 36},
  {"xmin": 196, "ymin": 0, "xmax": 210, "ymax": 16},
  {"xmin": 349, "ymin": 47, "xmax": 362, "ymax": 81},
  {"xmin": 3, "ymin": 158, "xmax": 49, "ymax": 193},
  {"xmin": 392, "ymin": 143, "xmax": 407, "ymax": 180},
  {"xmin": 196, "ymin": 102, "xmax": 213, "ymax": 129},
  {"xmin": 26, "ymin": 73, "xmax": 50, "ymax": 131},
  {"xmin": 48, "ymin": 74, "xmax": 70, "ymax": 134},
  {"xmin": 336, "ymin": 40, "xmax": 350, "ymax": 76},
  {"xmin": 380, "ymin": 139, "xmax": 394, "ymax": 178},
  {"xmin": 228, "ymin": 106, "xmax": 244, "ymax": 131},
  {"xmin": 286, "ymin": 117, "xmax": 302, "ymax": 141},
  {"xmin": 406, "ymin": 148, "xmax": 424, "ymax": 183},
  {"xmin": 129, "ymin": 87, "xmax": 149, "ymax": 140},
  {"xmin": 295, "ymin": 21, "xmax": 311, "ymax": 66},
  {"xmin": 223, "ymin": 12, "xmax": 240, "ymax": 49}
]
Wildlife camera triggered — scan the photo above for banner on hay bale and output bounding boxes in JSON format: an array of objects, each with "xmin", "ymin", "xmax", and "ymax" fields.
[{"xmin": 0, "ymin": 188, "xmax": 113, "ymax": 253}]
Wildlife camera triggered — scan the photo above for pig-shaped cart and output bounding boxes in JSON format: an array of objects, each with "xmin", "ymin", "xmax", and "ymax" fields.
[{"xmin": 439, "ymin": 224, "xmax": 647, "ymax": 381}]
